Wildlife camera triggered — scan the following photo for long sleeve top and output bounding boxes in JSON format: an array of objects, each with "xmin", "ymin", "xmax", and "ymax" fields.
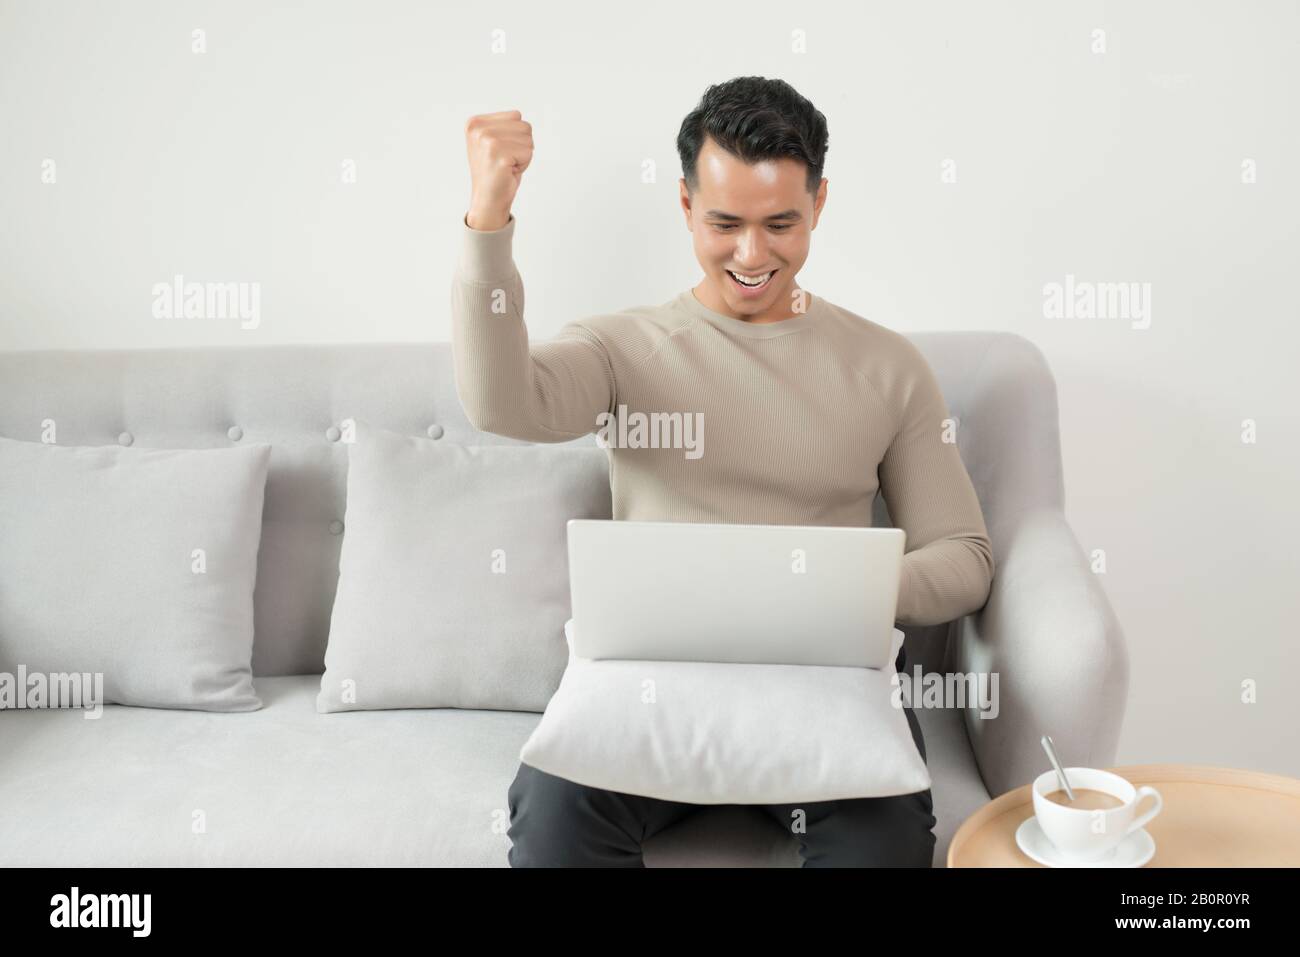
[{"xmin": 450, "ymin": 213, "xmax": 994, "ymax": 627}]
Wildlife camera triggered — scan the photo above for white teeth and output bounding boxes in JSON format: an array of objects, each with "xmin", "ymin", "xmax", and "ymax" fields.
[{"xmin": 729, "ymin": 270, "xmax": 773, "ymax": 287}]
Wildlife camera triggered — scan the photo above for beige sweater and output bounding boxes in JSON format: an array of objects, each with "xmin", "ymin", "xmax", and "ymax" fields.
[{"xmin": 450, "ymin": 214, "xmax": 994, "ymax": 627}]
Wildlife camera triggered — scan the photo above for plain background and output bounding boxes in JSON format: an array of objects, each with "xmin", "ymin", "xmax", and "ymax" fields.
[{"xmin": 1, "ymin": 0, "xmax": 1297, "ymax": 778}]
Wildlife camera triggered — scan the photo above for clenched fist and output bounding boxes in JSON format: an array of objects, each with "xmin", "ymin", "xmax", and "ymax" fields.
[{"xmin": 464, "ymin": 110, "xmax": 533, "ymax": 231}]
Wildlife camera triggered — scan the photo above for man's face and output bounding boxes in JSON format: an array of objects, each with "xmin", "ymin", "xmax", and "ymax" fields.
[{"xmin": 680, "ymin": 135, "xmax": 827, "ymax": 323}]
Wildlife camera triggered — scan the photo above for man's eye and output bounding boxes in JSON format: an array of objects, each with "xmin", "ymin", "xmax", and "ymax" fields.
[
  {"xmin": 770, "ymin": 224, "xmax": 793, "ymax": 231},
  {"xmin": 711, "ymin": 224, "xmax": 738, "ymax": 231}
]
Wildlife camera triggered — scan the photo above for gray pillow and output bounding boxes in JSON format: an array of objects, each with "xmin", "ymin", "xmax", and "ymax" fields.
[
  {"xmin": 521, "ymin": 622, "xmax": 931, "ymax": 803},
  {"xmin": 0, "ymin": 435, "xmax": 269, "ymax": 712},
  {"xmin": 317, "ymin": 422, "xmax": 611, "ymax": 713}
]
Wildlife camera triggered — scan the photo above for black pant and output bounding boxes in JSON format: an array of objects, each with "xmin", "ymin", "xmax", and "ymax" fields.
[{"xmin": 506, "ymin": 646, "xmax": 937, "ymax": 867}]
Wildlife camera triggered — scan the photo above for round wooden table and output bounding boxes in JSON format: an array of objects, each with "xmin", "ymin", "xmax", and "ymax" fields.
[{"xmin": 947, "ymin": 764, "xmax": 1300, "ymax": 867}]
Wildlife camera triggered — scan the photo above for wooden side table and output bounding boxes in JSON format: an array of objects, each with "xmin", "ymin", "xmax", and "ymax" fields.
[{"xmin": 948, "ymin": 764, "xmax": 1300, "ymax": 867}]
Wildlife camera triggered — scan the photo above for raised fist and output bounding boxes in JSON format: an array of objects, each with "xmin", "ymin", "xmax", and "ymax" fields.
[{"xmin": 464, "ymin": 110, "xmax": 533, "ymax": 230}]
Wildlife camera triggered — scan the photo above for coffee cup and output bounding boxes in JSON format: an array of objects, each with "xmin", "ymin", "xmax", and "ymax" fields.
[{"xmin": 1031, "ymin": 767, "xmax": 1162, "ymax": 863}]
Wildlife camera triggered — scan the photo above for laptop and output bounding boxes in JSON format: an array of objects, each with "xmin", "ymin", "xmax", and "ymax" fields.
[{"xmin": 566, "ymin": 519, "xmax": 905, "ymax": 669}]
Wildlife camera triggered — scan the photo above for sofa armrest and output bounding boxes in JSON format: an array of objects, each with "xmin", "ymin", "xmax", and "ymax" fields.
[{"xmin": 950, "ymin": 506, "xmax": 1129, "ymax": 798}]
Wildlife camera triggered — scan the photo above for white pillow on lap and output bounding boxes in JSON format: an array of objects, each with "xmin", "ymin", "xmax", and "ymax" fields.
[
  {"xmin": 0, "ymin": 435, "xmax": 268, "ymax": 712},
  {"xmin": 518, "ymin": 620, "xmax": 930, "ymax": 804},
  {"xmin": 317, "ymin": 422, "xmax": 611, "ymax": 713}
]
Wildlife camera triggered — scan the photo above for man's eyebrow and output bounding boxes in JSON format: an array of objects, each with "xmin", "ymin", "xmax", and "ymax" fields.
[{"xmin": 703, "ymin": 209, "xmax": 803, "ymax": 221}]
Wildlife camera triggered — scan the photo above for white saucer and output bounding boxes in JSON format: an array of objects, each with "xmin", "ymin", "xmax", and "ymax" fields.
[{"xmin": 1015, "ymin": 815, "xmax": 1155, "ymax": 868}]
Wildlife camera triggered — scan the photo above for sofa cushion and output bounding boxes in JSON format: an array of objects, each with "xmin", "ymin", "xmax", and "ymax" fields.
[
  {"xmin": 0, "ymin": 676, "xmax": 527, "ymax": 866},
  {"xmin": 317, "ymin": 421, "xmax": 611, "ymax": 713},
  {"xmin": 519, "ymin": 621, "xmax": 932, "ymax": 804},
  {"xmin": 0, "ymin": 673, "xmax": 988, "ymax": 866},
  {"xmin": 0, "ymin": 435, "xmax": 268, "ymax": 712}
]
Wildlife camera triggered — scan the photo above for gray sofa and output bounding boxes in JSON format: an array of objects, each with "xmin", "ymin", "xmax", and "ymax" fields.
[{"xmin": 0, "ymin": 332, "xmax": 1128, "ymax": 866}]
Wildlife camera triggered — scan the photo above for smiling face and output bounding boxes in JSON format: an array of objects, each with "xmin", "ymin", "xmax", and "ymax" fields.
[{"xmin": 681, "ymin": 135, "xmax": 827, "ymax": 323}]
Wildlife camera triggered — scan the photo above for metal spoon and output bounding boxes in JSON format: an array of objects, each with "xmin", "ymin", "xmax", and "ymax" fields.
[{"xmin": 1041, "ymin": 734, "xmax": 1076, "ymax": 802}]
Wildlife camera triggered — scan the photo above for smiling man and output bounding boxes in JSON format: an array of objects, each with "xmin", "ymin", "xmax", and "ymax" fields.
[{"xmin": 452, "ymin": 76, "xmax": 994, "ymax": 867}]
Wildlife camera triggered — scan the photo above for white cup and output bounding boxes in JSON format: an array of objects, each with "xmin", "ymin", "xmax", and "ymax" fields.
[{"xmin": 1031, "ymin": 767, "xmax": 1162, "ymax": 863}]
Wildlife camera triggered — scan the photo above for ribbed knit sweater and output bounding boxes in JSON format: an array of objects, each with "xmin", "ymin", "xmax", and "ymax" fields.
[{"xmin": 450, "ymin": 214, "xmax": 994, "ymax": 627}]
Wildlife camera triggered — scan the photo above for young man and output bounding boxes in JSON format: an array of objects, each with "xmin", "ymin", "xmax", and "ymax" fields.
[{"xmin": 452, "ymin": 76, "xmax": 994, "ymax": 867}]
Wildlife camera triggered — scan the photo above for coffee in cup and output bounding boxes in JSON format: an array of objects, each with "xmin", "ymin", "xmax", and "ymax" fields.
[
  {"xmin": 1031, "ymin": 768, "xmax": 1162, "ymax": 863},
  {"xmin": 1043, "ymin": 787, "xmax": 1125, "ymax": 811}
]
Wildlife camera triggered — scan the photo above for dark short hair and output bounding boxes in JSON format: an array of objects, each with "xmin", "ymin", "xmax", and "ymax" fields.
[{"xmin": 677, "ymin": 76, "xmax": 829, "ymax": 197}]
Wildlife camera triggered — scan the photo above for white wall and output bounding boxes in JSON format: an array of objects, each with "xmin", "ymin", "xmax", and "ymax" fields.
[{"xmin": 2, "ymin": 0, "xmax": 1297, "ymax": 778}]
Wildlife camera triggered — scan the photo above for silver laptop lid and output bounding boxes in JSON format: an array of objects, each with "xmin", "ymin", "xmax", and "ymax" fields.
[{"xmin": 567, "ymin": 519, "xmax": 904, "ymax": 668}]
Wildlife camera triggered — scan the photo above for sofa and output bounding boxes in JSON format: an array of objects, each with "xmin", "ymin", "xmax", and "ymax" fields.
[{"xmin": 0, "ymin": 332, "xmax": 1128, "ymax": 866}]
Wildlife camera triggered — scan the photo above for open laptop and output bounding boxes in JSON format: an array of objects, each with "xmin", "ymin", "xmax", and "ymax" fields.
[{"xmin": 566, "ymin": 519, "xmax": 905, "ymax": 669}]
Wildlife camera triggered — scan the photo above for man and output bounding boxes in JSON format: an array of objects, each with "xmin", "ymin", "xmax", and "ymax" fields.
[{"xmin": 451, "ymin": 76, "xmax": 994, "ymax": 866}]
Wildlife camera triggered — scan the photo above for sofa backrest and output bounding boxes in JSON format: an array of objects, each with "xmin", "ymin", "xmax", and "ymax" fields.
[{"xmin": 0, "ymin": 333, "xmax": 1062, "ymax": 678}]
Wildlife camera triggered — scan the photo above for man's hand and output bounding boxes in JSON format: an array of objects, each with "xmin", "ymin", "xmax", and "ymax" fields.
[{"xmin": 464, "ymin": 110, "xmax": 533, "ymax": 231}]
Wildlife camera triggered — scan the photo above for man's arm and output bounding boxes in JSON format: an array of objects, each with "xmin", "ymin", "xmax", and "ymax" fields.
[
  {"xmin": 452, "ymin": 110, "xmax": 614, "ymax": 442},
  {"xmin": 878, "ymin": 346, "xmax": 995, "ymax": 627},
  {"xmin": 451, "ymin": 212, "xmax": 615, "ymax": 442}
]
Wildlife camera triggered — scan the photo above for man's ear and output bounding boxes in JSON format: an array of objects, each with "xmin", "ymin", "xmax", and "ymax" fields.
[
  {"xmin": 679, "ymin": 178, "xmax": 693, "ymax": 228},
  {"xmin": 811, "ymin": 177, "xmax": 828, "ymax": 228}
]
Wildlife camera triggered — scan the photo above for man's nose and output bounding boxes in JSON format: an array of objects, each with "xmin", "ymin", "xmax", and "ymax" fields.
[{"xmin": 735, "ymin": 229, "xmax": 769, "ymax": 265}]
